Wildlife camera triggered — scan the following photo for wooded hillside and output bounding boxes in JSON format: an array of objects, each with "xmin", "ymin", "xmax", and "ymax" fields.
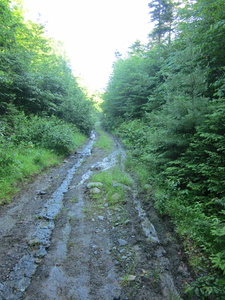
[
  {"xmin": 0, "ymin": 0, "xmax": 94, "ymax": 202},
  {"xmin": 102, "ymin": 0, "xmax": 225, "ymax": 298}
]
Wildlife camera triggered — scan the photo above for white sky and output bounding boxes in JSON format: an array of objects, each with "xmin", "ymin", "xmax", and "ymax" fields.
[{"xmin": 22, "ymin": 0, "xmax": 151, "ymax": 92}]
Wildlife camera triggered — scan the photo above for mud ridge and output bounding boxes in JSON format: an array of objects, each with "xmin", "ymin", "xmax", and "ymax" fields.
[{"xmin": 0, "ymin": 131, "xmax": 192, "ymax": 300}]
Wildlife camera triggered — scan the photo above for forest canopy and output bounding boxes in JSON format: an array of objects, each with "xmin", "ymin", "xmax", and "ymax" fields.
[
  {"xmin": 0, "ymin": 0, "xmax": 94, "ymax": 202},
  {"xmin": 0, "ymin": 0, "xmax": 94, "ymax": 134}
]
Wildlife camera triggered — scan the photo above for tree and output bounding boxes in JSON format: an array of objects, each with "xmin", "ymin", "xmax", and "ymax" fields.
[
  {"xmin": 0, "ymin": 0, "xmax": 94, "ymax": 133},
  {"xmin": 148, "ymin": 0, "xmax": 174, "ymax": 44},
  {"xmin": 102, "ymin": 53, "xmax": 155, "ymax": 129}
]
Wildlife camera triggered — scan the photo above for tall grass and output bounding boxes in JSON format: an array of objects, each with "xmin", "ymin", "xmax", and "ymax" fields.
[
  {"xmin": 0, "ymin": 146, "xmax": 59, "ymax": 204},
  {"xmin": 0, "ymin": 109, "xmax": 87, "ymax": 204}
]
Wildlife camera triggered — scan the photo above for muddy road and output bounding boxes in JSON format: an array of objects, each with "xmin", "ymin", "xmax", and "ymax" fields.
[{"xmin": 0, "ymin": 131, "xmax": 192, "ymax": 299}]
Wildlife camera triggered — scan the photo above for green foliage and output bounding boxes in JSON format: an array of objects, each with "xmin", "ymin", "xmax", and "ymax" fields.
[
  {"xmin": 25, "ymin": 117, "xmax": 78, "ymax": 155},
  {"xmin": 185, "ymin": 275, "xmax": 225, "ymax": 299},
  {"xmin": 0, "ymin": 143, "xmax": 59, "ymax": 204},
  {"xmin": 0, "ymin": 0, "xmax": 94, "ymax": 134},
  {"xmin": 102, "ymin": 0, "xmax": 225, "ymax": 293},
  {"xmin": 148, "ymin": 0, "xmax": 174, "ymax": 44},
  {"xmin": 2, "ymin": 105, "xmax": 85, "ymax": 155},
  {"xmin": 91, "ymin": 166, "xmax": 132, "ymax": 206},
  {"xmin": 0, "ymin": 106, "xmax": 87, "ymax": 203},
  {"xmin": 0, "ymin": 0, "xmax": 94, "ymax": 203},
  {"xmin": 102, "ymin": 53, "xmax": 160, "ymax": 130},
  {"xmin": 165, "ymin": 100, "xmax": 225, "ymax": 202},
  {"xmin": 94, "ymin": 123, "xmax": 114, "ymax": 153}
]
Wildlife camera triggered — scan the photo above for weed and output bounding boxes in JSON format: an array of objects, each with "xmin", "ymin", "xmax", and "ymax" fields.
[
  {"xmin": 83, "ymin": 203, "xmax": 104, "ymax": 217},
  {"xmin": 142, "ymin": 269, "xmax": 151, "ymax": 279},
  {"xmin": 152, "ymin": 268, "xmax": 160, "ymax": 284},
  {"xmin": 0, "ymin": 111, "xmax": 88, "ymax": 205},
  {"xmin": 121, "ymin": 274, "xmax": 136, "ymax": 287},
  {"xmin": 168, "ymin": 291, "xmax": 182, "ymax": 300},
  {"xmin": 94, "ymin": 124, "xmax": 113, "ymax": 153},
  {"xmin": 70, "ymin": 197, "xmax": 78, "ymax": 203},
  {"xmin": 69, "ymin": 216, "xmax": 74, "ymax": 224},
  {"xmin": 91, "ymin": 166, "xmax": 132, "ymax": 209},
  {"xmin": 0, "ymin": 147, "xmax": 60, "ymax": 203},
  {"xmin": 28, "ymin": 239, "xmax": 41, "ymax": 249},
  {"xmin": 67, "ymin": 241, "xmax": 75, "ymax": 248}
]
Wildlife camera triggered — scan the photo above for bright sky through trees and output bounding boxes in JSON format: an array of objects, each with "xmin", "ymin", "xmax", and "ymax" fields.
[{"xmin": 23, "ymin": 0, "xmax": 151, "ymax": 91}]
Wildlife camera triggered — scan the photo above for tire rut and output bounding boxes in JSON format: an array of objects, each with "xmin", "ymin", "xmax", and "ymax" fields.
[{"xmin": 0, "ymin": 131, "xmax": 190, "ymax": 300}]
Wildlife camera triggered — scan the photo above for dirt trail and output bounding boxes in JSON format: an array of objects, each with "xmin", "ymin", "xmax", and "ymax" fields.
[{"xmin": 0, "ymin": 131, "xmax": 192, "ymax": 300}]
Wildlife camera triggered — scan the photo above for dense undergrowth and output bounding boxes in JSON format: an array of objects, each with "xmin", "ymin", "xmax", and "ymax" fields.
[
  {"xmin": 114, "ymin": 117, "xmax": 225, "ymax": 299},
  {"xmin": 101, "ymin": 0, "xmax": 225, "ymax": 298},
  {"xmin": 0, "ymin": 0, "xmax": 94, "ymax": 204},
  {"xmin": 0, "ymin": 106, "xmax": 87, "ymax": 204}
]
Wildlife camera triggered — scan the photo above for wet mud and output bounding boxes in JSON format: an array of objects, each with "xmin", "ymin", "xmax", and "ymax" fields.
[{"xmin": 0, "ymin": 131, "xmax": 192, "ymax": 299}]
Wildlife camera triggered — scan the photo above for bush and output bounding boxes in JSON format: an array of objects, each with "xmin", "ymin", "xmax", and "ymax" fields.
[
  {"xmin": 2, "ymin": 107, "xmax": 83, "ymax": 155},
  {"xmin": 25, "ymin": 116, "xmax": 77, "ymax": 155}
]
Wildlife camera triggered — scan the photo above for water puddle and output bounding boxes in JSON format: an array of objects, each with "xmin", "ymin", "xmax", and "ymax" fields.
[
  {"xmin": 0, "ymin": 132, "xmax": 96, "ymax": 300},
  {"xmin": 77, "ymin": 150, "xmax": 120, "ymax": 187}
]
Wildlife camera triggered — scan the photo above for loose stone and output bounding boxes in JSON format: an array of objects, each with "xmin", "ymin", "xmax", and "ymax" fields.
[
  {"xmin": 111, "ymin": 193, "xmax": 120, "ymax": 201},
  {"xmin": 90, "ymin": 187, "xmax": 101, "ymax": 194},
  {"xmin": 87, "ymin": 182, "xmax": 103, "ymax": 188},
  {"xmin": 118, "ymin": 239, "xmax": 127, "ymax": 246}
]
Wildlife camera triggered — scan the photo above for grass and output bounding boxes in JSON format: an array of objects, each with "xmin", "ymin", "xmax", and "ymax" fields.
[
  {"xmin": 121, "ymin": 274, "xmax": 137, "ymax": 287},
  {"xmin": 0, "ymin": 146, "xmax": 60, "ymax": 204},
  {"xmin": 70, "ymin": 196, "xmax": 78, "ymax": 203},
  {"xmin": 90, "ymin": 166, "xmax": 132, "ymax": 207},
  {"xmin": 94, "ymin": 123, "xmax": 114, "ymax": 153},
  {"xmin": 125, "ymin": 154, "xmax": 151, "ymax": 188},
  {"xmin": 0, "ymin": 131, "xmax": 87, "ymax": 205},
  {"xmin": 88, "ymin": 123, "xmax": 133, "ymax": 209},
  {"xmin": 72, "ymin": 131, "xmax": 87, "ymax": 148}
]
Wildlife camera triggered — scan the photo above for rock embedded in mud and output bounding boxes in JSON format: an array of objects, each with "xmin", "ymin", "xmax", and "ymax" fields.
[
  {"xmin": 127, "ymin": 275, "xmax": 136, "ymax": 281},
  {"xmin": 37, "ymin": 191, "xmax": 47, "ymax": 196},
  {"xmin": 89, "ymin": 187, "xmax": 101, "ymax": 194},
  {"xmin": 118, "ymin": 239, "xmax": 128, "ymax": 246},
  {"xmin": 111, "ymin": 193, "xmax": 120, "ymax": 201},
  {"xmin": 87, "ymin": 182, "xmax": 103, "ymax": 188},
  {"xmin": 124, "ymin": 219, "xmax": 131, "ymax": 225}
]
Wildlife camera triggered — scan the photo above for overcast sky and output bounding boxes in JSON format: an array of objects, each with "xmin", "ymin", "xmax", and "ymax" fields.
[{"xmin": 23, "ymin": 0, "xmax": 152, "ymax": 91}]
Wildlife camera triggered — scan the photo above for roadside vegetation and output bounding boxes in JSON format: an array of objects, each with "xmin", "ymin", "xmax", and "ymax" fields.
[
  {"xmin": 91, "ymin": 166, "xmax": 132, "ymax": 206},
  {"xmin": 0, "ymin": 105, "xmax": 87, "ymax": 204},
  {"xmin": 102, "ymin": 0, "xmax": 225, "ymax": 298},
  {"xmin": 0, "ymin": 0, "xmax": 94, "ymax": 204},
  {"xmin": 91, "ymin": 127, "xmax": 132, "ymax": 207},
  {"xmin": 94, "ymin": 123, "xmax": 114, "ymax": 153}
]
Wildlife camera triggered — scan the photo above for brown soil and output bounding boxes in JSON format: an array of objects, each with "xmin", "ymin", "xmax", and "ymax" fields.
[{"xmin": 0, "ymin": 132, "xmax": 194, "ymax": 300}]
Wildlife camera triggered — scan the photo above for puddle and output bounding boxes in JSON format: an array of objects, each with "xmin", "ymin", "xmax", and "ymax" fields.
[
  {"xmin": 77, "ymin": 150, "xmax": 120, "ymax": 187},
  {"xmin": 0, "ymin": 131, "xmax": 182, "ymax": 300},
  {"xmin": 0, "ymin": 131, "xmax": 125, "ymax": 299},
  {"xmin": 0, "ymin": 132, "xmax": 96, "ymax": 300}
]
